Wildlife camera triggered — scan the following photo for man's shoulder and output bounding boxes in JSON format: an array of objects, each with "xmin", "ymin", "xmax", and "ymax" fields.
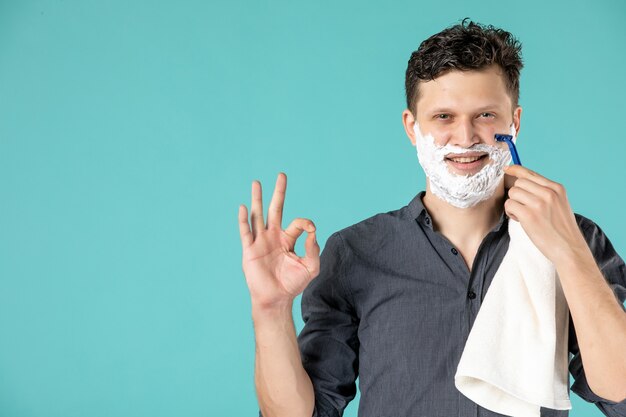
[{"xmin": 330, "ymin": 199, "xmax": 417, "ymax": 251}]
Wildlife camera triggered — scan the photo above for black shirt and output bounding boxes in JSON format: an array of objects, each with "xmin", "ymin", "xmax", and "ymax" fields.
[{"xmin": 262, "ymin": 191, "xmax": 626, "ymax": 417}]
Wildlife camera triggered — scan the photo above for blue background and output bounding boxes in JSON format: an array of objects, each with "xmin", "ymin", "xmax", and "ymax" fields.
[{"xmin": 0, "ymin": 0, "xmax": 624, "ymax": 416}]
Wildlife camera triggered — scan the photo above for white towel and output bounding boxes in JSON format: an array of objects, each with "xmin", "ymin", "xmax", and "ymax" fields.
[{"xmin": 454, "ymin": 219, "xmax": 572, "ymax": 417}]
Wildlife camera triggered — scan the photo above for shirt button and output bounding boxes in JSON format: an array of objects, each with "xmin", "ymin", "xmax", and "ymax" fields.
[
  {"xmin": 451, "ymin": 247, "xmax": 458, "ymax": 255},
  {"xmin": 425, "ymin": 217, "xmax": 431, "ymax": 225},
  {"xmin": 468, "ymin": 291, "xmax": 476, "ymax": 299}
]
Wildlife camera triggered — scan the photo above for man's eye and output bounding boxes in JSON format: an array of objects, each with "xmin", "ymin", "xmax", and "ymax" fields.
[
  {"xmin": 480, "ymin": 112, "xmax": 495, "ymax": 118},
  {"xmin": 436, "ymin": 114, "xmax": 450, "ymax": 120}
]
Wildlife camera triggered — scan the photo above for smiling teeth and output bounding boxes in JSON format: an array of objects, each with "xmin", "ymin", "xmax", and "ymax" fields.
[{"xmin": 449, "ymin": 156, "xmax": 482, "ymax": 163}]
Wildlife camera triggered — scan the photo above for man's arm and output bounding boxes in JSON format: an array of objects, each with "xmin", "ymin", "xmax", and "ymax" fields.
[
  {"xmin": 503, "ymin": 165, "xmax": 626, "ymax": 405},
  {"xmin": 555, "ymin": 232, "xmax": 626, "ymax": 402},
  {"xmin": 253, "ymin": 302, "xmax": 314, "ymax": 417},
  {"xmin": 238, "ymin": 173, "xmax": 320, "ymax": 417}
]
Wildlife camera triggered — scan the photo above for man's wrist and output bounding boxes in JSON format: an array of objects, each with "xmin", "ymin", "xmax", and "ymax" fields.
[
  {"xmin": 251, "ymin": 298, "xmax": 294, "ymax": 323},
  {"xmin": 552, "ymin": 238, "xmax": 595, "ymax": 275}
]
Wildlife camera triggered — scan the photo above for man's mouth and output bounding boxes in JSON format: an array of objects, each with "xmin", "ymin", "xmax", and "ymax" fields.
[
  {"xmin": 445, "ymin": 154, "xmax": 489, "ymax": 172},
  {"xmin": 445, "ymin": 154, "xmax": 488, "ymax": 163}
]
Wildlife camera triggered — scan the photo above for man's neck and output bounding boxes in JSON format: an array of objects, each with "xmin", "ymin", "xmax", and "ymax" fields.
[{"xmin": 422, "ymin": 181, "xmax": 506, "ymax": 248}]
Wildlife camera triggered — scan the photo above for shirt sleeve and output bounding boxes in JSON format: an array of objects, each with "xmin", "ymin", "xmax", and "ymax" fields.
[
  {"xmin": 298, "ymin": 231, "xmax": 359, "ymax": 417},
  {"xmin": 568, "ymin": 215, "xmax": 626, "ymax": 416}
]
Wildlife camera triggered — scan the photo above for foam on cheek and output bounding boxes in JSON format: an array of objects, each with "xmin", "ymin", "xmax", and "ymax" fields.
[
  {"xmin": 509, "ymin": 124, "xmax": 517, "ymax": 144},
  {"xmin": 412, "ymin": 123, "xmax": 514, "ymax": 208}
]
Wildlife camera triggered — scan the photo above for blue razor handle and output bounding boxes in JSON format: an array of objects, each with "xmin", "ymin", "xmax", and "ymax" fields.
[{"xmin": 494, "ymin": 134, "xmax": 522, "ymax": 165}]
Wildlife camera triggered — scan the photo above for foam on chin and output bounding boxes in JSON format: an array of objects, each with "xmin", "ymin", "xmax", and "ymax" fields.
[{"xmin": 413, "ymin": 123, "xmax": 515, "ymax": 209}]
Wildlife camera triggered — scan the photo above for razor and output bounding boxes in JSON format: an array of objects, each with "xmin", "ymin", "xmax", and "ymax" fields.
[{"xmin": 494, "ymin": 134, "xmax": 522, "ymax": 165}]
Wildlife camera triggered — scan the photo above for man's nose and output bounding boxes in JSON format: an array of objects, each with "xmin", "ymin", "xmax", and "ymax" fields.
[{"xmin": 451, "ymin": 122, "xmax": 481, "ymax": 147}]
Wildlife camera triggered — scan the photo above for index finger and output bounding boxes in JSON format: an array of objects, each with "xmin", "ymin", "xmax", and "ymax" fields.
[
  {"xmin": 267, "ymin": 172, "xmax": 287, "ymax": 230},
  {"xmin": 504, "ymin": 164, "xmax": 556, "ymax": 189}
]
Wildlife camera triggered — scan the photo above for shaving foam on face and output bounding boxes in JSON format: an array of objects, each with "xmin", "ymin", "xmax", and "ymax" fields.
[{"xmin": 413, "ymin": 122, "xmax": 516, "ymax": 209}]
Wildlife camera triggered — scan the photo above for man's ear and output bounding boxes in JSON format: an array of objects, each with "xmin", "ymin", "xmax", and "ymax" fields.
[
  {"xmin": 513, "ymin": 106, "xmax": 522, "ymax": 138},
  {"xmin": 402, "ymin": 109, "xmax": 417, "ymax": 146}
]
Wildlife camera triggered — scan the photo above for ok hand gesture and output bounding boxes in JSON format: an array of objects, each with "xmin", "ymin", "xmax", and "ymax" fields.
[{"xmin": 239, "ymin": 173, "xmax": 320, "ymax": 310}]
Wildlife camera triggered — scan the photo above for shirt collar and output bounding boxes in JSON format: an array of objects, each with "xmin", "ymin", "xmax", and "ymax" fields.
[{"xmin": 407, "ymin": 190, "xmax": 509, "ymax": 233}]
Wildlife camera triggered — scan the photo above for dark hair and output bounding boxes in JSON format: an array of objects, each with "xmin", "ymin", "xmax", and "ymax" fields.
[{"xmin": 405, "ymin": 18, "xmax": 523, "ymax": 115}]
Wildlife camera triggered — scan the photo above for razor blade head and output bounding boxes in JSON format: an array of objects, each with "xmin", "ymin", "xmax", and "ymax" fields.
[{"xmin": 494, "ymin": 134, "xmax": 513, "ymax": 142}]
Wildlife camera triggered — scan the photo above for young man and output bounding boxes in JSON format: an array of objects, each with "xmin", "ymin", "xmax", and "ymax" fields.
[{"xmin": 238, "ymin": 20, "xmax": 626, "ymax": 417}]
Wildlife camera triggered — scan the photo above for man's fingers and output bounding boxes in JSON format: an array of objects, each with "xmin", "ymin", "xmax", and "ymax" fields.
[
  {"xmin": 510, "ymin": 177, "xmax": 557, "ymax": 202},
  {"xmin": 284, "ymin": 218, "xmax": 316, "ymax": 242},
  {"xmin": 302, "ymin": 230, "xmax": 321, "ymax": 277},
  {"xmin": 504, "ymin": 173, "xmax": 517, "ymax": 190},
  {"xmin": 267, "ymin": 172, "xmax": 287, "ymax": 230},
  {"xmin": 250, "ymin": 180, "xmax": 265, "ymax": 238},
  {"xmin": 504, "ymin": 164, "xmax": 539, "ymax": 178},
  {"xmin": 238, "ymin": 204, "xmax": 253, "ymax": 249},
  {"xmin": 507, "ymin": 183, "xmax": 539, "ymax": 208},
  {"xmin": 508, "ymin": 213, "xmax": 520, "ymax": 222},
  {"xmin": 504, "ymin": 165, "xmax": 557, "ymax": 190},
  {"xmin": 505, "ymin": 197, "xmax": 527, "ymax": 224}
]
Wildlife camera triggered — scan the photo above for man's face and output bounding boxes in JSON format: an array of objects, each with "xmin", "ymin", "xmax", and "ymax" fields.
[{"xmin": 410, "ymin": 64, "xmax": 521, "ymax": 177}]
